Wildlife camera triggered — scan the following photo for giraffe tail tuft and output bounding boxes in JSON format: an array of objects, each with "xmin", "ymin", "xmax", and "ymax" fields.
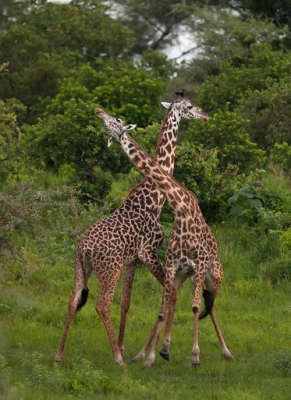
[
  {"xmin": 76, "ymin": 288, "xmax": 89, "ymax": 313},
  {"xmin": 199, "ymin": 289, "xmax": 214, "ymax": 320}
]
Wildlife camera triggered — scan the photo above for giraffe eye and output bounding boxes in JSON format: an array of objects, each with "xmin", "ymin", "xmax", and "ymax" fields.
[
  {"xmin": 116, "ymin": 118, "xmax": 122, "ymax": 123},
  {"xmin": 187, "ymin": 105, "xmax": 193, "ymax": 109}
]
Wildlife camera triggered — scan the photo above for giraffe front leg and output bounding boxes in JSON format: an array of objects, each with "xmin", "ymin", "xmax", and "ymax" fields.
[
  {"xmin": 159, "ymin": 288, "xmax": 177, "ymax": 361},
  {"xmin": 191, "ymin": 273, "xmax": 206, "ymax": 367},
  {"xmin": 131, "ymin": 319, "xmax": 160, "ymax": 362},
  {"xmin": 159, "ymin": 272, "xmax": 187, "ymax": 361},
  {"xmin": 143, "ymin": 317, "xmax": 165, "ymax": 368},
  {"xmin": 141, "ymin": 265, "xmax": 175, "ymax": 367},
  {"xmin": 132, "ymin": 264, "xmax": 175, "ymax": 367},
  {"xmin": 138, "ymin": 249, "xmax": 165, "ymax": 287},
  {"xmin": 192, "ymin": 305, "xmax": 201, "ymax": 367}
]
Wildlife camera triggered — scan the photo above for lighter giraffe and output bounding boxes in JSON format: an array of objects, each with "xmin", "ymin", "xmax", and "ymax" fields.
[
  {"xmin": 55, "ymin": 92, "xmax": 209, "ymax": 365},
  {"xmin": 100, "ymin": 110, "xmax": 233, "ymax": 367}
]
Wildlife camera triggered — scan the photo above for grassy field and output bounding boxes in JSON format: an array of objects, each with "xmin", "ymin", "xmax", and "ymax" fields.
[
  {"xmin": 1, "ymin": 169, "xmax": 291, "ymax": 399},
  {"xmin": 1, "ymin": 225, "xmax": 291, "ymax": 400}
]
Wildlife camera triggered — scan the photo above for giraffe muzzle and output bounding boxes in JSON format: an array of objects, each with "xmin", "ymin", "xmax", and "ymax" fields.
[{"xmin": 95, "ymin": 108, "xmax": 105, "ymax": 117}]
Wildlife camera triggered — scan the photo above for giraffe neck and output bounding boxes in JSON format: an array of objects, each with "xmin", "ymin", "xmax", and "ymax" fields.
[
  {"xmin": 152, "ymin": 106, "xmax": 180, "ymax": 176},
  {"xmin": 120, "ymin": 133, "xmax": 188, "ymax": 213}
]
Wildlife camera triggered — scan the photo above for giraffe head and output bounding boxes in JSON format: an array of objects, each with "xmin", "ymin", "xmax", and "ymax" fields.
[
  {"xmin": 161, "ymin": 90, "xmax": 209, "ymax": 122},
  {"xmin": 95, "ymin": 108, "xmax": 136, "ymax": 147}
]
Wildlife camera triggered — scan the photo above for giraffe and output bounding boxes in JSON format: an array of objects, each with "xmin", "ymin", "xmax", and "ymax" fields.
[
  {"xmin": 55, "ymin": 92, "xmax": 209, "ymax": 365},
  {"xmin": 100, "ymin": 110, "xmax": 233, "ymax": 368}
]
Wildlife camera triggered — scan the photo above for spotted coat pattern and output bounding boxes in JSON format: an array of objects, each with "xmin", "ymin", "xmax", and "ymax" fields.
[
  {"xmin": 55, "ymin": 93, "xmax": 208, "ymax": 365},
  {"xmin": 103, "ymin": 114, "xmax": 234, "ymax": 368}
]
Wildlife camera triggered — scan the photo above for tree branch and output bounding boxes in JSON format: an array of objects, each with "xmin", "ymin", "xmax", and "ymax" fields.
[{"xmin": 0, "ymin": 62, "xmax": 9, "ymax": 73}]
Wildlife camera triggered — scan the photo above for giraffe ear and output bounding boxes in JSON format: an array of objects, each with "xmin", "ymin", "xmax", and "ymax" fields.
[
  {"xmin": 108, "ymin": 138, "xmax": 113, "ymax": 147},
  {"xmin": 161, "ymin": 102, "xmax": 171, "ymax": 109},
  {"xmin": 124, "ymin": 124, "xmax": 136, "ymax": 131}
]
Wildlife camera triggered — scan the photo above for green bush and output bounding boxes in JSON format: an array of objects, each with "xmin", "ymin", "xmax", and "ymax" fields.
[
  {"xmin": 227, "ymin": 186, "xmax": 263, "ymax": 224},
  {"xmin": 272, "ymin": 349, "xmax": 291, "ymax": 376},
  {"xmin": 271, "ymin": 142, "xmax": 291, "ymax": 171},
  {"xmin": 174, "ymin": 144, "xmax": 257, "ymax": 221}
]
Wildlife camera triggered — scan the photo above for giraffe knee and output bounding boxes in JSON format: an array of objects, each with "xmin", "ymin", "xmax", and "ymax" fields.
[{"xmin": 192, "ymin": 305, "xmax": 199, "ymax": 314}]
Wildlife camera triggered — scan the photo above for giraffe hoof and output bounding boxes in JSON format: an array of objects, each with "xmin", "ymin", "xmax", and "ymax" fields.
[
  {"xmin": 192, "ymin": 362, "xmax": 200, "ymax": 368},
  {"xmin": 159, "ymin": 351, "xmax": 169, "ymax": 361},
  {"xmin": 223, "ymin": 353, "xmax": 234, "ymax": 360},
  {"xmin": 55, "ymin": 354, "xmax": 63, "ymax": 363},
  {"xmin": 116, "ymin": 360, "xmax": 126, "ymax": 366},
  {"xmin": 142, "ymin": 362, "xmax": 153, "ymax": 368}
]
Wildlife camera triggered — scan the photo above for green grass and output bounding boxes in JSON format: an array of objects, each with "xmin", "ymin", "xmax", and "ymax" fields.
[
  {"xmin": 1, "ymin": 260, "xmax": 291, "ymax": 399},
  {"xmin": 1, "ymin": 170, "xmax": 291, "ymax": 399}
]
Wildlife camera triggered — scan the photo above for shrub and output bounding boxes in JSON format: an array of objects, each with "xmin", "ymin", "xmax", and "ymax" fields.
[
  {"xmin": 227, "ymin": 186, "xmax": 263, "ymax": 225},
  {"xmin": 271, "ymin": 142, "xmax": 291, "ymax": 172},
  {"xmin": 272, "ymin": 349, "xmax": 291, "ymax": 376}
]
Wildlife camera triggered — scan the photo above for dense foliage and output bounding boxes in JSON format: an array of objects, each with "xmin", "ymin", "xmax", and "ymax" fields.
[{"xmin": 1, "ymin": 1, "xmax": 291, "ymax": 397}]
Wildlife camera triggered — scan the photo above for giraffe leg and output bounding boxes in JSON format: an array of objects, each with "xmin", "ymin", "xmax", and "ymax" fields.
[
  {"xmin": 132, "ymin": 264, "xmax": 175, "ymax": 367},
  {"xmin": 191, "ymin": 261, "xmax": 208, "ymax": 367},
  {"xmin": 203, "ymin": 258, "xmax": 233, "ymax": 360},
  {"xmin": 118, "ymin": 252, "xmax": 164, "ymax": 361},
  {"xmin": 95, "ymin": 266, "xmax": 124, "ymax": 366},
  {"xmin": 138, "ymin": 250, "xmax": 165, "ymax": 287},
  {"xmin": 159, "ymin": 273, "xmax": 187, "ymax": 361},
  {"xmin": 192, "ymin": 301, "xmax": 201, "ymax": 367},
  {"xmin": 131, "ymin": 319, "xmax": 160, "ymax": 363},
  {"xmin": 117, "ymin": 261, "xmax": 137, "ymax": 359},
  {"xmin": 209, "ymin": 309, "xmax": 233, "ymax": 359},
  {"xmin": 55, "ymin": 252, "xmax": 91, "ymax": 362},
  {"xmin": 142, "ymin": 317, "xmax": 166, "ymax": 368},
  {"xmin": 158, "ymin": 288, "xmax": 177, "ymax": 361}
]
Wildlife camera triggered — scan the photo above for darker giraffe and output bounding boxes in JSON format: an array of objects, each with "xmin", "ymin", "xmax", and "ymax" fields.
[
  {"xmin": 55, "ymin": 92, "xmax": 208, "ymax": 365},
  {"xmin": 101, "ymin": 110, "xmax": 233, "ymax": 367}
]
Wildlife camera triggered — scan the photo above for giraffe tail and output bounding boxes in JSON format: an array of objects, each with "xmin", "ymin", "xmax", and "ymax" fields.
[
  {"xmin": 76, "ymin": 288, "xmax": 89, "ymax": 313},
  {"xmin": 74, "ymin": 250, "xmax": 90, "ymax": 313},
  {"xmin": 199, "ymin": 289, "xmax": 214, "ymax": 320}
]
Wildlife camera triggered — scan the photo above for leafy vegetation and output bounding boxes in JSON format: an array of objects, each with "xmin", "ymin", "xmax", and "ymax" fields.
[{"xmin": 1, "ymin": 0, "xmax": 291, "ymax": 398}]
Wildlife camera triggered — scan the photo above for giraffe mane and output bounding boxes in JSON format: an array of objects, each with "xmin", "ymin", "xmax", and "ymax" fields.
[
  {"xmin": 125, "ymin": 106, "xmax": 173, "ymax": 200},
  {"xmin": 153, "ymin": 106, "xmax": 172, "ymax": 162}
]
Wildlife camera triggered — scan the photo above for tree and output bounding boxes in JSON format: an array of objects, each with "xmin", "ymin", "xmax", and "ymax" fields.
[
  {"xmin": 24, "ymin": 99, "xmax": 116, "ymax": 202},
  {"xmin": 240, "ymin": 0, "xmax": 291, "ymax": 42},
  {"xmin": 196, "ymin": 43, "xmax": 291, "ymax": 115},
  {"xmin": 110, "ymin": 0, "xmax": 230, "ymax": 54},
  {"xmin": 238, "ymin": 78, "xmax": 291, "ymax": 150},
  {"xmin": 0, "ymin": 100, "xmax": 26, "ymax": 188},
  {"xmin": 0, "ymin": 0, "xmax": 134, "ymax": 124},
  {"xmin": 167, "ymin": 10, "xmax": 289, "ymax": 98},
  {"xmin": 46, "ymin": 61, "xmax": 168, "ymax": 128},
  {"xmin": 183, "ymin": 107, "xmax": 265, "ymax": 172}
]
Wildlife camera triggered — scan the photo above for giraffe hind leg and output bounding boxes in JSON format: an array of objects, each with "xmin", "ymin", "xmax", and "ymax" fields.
[
  {"xmin": 204, "ymin": 258, "xmax": 233, "ymax": 360},
  {"xmin": 55, "ymin": 251, "xmax": 90, "ymax": 362},
  {"xmin": 118, "ymin": 262, "xmax": 137, "ymax": 358}
]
